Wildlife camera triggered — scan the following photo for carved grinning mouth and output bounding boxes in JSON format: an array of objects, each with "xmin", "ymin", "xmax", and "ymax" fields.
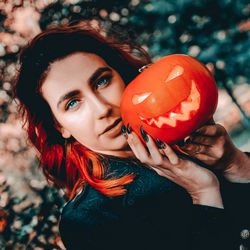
[{"xmin": 139, "ymin": 80, "xmax": 200, "ymax": 128}]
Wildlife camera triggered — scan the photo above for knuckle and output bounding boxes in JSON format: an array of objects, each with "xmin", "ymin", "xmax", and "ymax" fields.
[
  {"xmin": 173, "ymin": 165, "xmax": 183, "ymax": 175},
  {"xmin": 216, "ymin": 148, "xmax": 224, "ymax": 158},
  {"xmin": 154, "ymin": 168, "xmax": 163, "ymax": 176},
  {"xmin": 163, "ymin": 145, "xmax": 172, "ymax": 154},
  {"xmin": 212, "ymin": 147, "xmax": 223, "ymax": 158},
  {"xmin": 153, "ymin": 157, "xmax": 163, "ymax": 166},
  {"xmin": 170, "ymin": 156, "xmax": 179, "ymax": 166},
  {"xmin": 127, "ymin": 137, "xmax": 133, "ymax": 145}
]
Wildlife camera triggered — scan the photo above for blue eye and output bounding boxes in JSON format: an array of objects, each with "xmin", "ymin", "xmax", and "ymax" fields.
[
  {"xmin": 66, "ymin": 99, "xmax": 78, "ymax": 110},
  {"xmin": 96, "ymin": 75, "xmax": 111, "ymax": 88}
]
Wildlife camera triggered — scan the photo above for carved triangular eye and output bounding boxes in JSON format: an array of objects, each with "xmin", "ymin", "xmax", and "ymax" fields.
[
  {"xmin": 165, "ymin": 65, "xmax": 184, "ymax": 82},
  {"xmin": 132, "ymin": 92, "xmax": 152, "ymax": 105}
]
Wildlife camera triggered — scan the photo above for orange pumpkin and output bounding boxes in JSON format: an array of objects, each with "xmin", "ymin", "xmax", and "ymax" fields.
[{"xmin": 120, "ymin": 54, "xmax": 218, "ymax": 145}]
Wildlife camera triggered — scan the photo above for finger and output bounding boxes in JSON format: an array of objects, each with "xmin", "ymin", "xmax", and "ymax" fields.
[
  {"xmin": 126, "ymin": 134, "xmax": 141, "ymax": 160},
  {"xmin": 189, "ymin": 135, "xmax": 215, "ymax": 146},
  {"xmin": 127, "ymin": 131, "xmax": 150, "ymax": 163},
  {"xmin": 193, "ymin": 153, "xmax": 218, "ymax": 166},
  {"xmin": 125, "ymin": 125, "xmax": 146, "ymax": 159},
  {"xmin": 140, "ymin": 130, "xmax": 179, "ymax": 166},
  {"xmin": 180, "ymin": 142, "xmax": 207, "ymax": 155},
  {"xmin": 142, "ymin": 133, "xmax": 164, "ymax": 165},
  {"xmin": 193, "ymin": 124, "xmax": 225, "ymax": 137},
  {"xmin": 160, "ymin": 141, "xmax": 180, "ymax": 165},
  {"xmin": 149, "ymin": 165, "xmax": 175, "ymax": 179}
]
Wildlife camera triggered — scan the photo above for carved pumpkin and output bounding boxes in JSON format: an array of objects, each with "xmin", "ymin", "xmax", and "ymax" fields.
[{"xmin": 120, "ymin": 54, "xmax": 218, "ymax": 145}]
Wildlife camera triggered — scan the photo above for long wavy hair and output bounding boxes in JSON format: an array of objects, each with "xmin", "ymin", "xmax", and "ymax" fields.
[{"xmin": 13, "ymin": 21, "xmax": 151, "ymax": 200}]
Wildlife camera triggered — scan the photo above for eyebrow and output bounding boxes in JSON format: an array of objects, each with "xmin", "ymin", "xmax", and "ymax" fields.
[
  {"xmin": 89, "ymin": 67, "xmax": 112, "ymax": 85},
  {"xmin": 57, "ymin": 67, "xmax": 112, "ymax": 109}
]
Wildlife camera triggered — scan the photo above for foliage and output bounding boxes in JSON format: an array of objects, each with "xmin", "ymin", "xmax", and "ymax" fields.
[{"xmin": 0, "ymin": 169, "xmax": 66, "ymax": 249}]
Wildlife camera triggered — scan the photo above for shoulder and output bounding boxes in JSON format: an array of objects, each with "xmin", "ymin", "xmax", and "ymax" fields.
[
  {"xmin": 60, "ymin": 156, "xmax": 190, "ymax": 222},
  {"xmin": 58, "ymin": 157, "xmax": 196, "ymax": 249},
  {"xmin": 59, "ymin": 184, "xmax": 123, "ymax": 249},
  {"xmin": 60, "ymin": 184, "xmax": 121, "ymax": 225}
]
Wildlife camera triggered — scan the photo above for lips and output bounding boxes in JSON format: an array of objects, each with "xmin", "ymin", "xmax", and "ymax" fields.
[{"xmin": 102, "ymin": 118, "xmax": 122, "ymax": 134}]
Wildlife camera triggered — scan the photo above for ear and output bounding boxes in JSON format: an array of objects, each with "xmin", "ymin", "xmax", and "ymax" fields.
[
  {"xmin": 60, "ymin": 128, "xmax": 72, "ymax": 139},
  {"xmin": 54, "ymin": 123, "xmax": 72, "ymax": 139}
]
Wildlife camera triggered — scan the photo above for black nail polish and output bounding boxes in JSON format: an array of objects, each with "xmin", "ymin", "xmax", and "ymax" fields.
[
  {"xmin": 140, "ymin": 126, "xmax": 149, "ymax": 143},
  {"xmin": 185, "ymin": 138, "xmax": 191, "ymax": 144},
  {"xmin": 127, "ymin": 123, "xmax": 132, "ymax": 134},
  {"xmin": 156, "ymin": 138, "xmax": 166, "ymax": 149},
  {"xmin": 121, "ymin": 125, "xmax": 127, "ymax": 138}
]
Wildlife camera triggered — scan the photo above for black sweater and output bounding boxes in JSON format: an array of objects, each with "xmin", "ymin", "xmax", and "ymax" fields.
[{"xmin": 59, "ymin": 155, "xmax": 250, "ymax": 250}]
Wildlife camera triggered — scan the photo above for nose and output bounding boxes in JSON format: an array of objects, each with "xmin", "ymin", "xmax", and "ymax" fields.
[{"xmin": 88, "ymin": 94, "xmax": 112, "ymax": 119}]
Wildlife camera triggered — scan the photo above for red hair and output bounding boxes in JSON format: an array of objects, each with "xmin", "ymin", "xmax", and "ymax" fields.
[{"xmin": 13, "ymin": 21, "xmax": 151, "ymax": 200}]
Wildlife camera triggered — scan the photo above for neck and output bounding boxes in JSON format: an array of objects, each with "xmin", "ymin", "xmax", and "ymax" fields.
[
  {"xmin": 94, "ymin": 148, "xmax": 136, "ymax": 159},
  {"xmin": 112, "ymin": 150, "xmax": 135, "ymax": 158}
]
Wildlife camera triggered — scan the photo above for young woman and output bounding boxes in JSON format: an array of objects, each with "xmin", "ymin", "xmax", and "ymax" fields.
[{"xmin": 13, "ymin": 22, "xmax": 250, "ymax": 250}]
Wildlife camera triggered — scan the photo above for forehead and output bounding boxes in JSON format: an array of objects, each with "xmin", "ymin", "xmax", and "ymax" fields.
[
  {"xmin": 47, "ymin": 52, "xmax": 107, "ymax": 81},
  {"xmin": 41, "ymin": 52, "xmax": 108, "ymax": 99}
]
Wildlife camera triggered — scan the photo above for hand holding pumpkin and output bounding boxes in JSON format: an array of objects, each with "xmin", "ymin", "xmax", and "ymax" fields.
[
  {"xmin": 120, "ymin": 53, "xmax": 248, "ymax": 196},
  {"xmin": 179, "ymin": 123, "xmax": 250, "ymax": 183},
  {"xmin": 124, "ymin": 127, "xmax": 223, "ymax": 209}
]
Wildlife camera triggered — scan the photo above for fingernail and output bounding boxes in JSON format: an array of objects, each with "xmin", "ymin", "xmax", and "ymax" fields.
[
  {"xmin": 156, "ymin": 138, "xmax": 166, "ymax": 149},
  {"xmin": 140, "ymin": 125, "xmax": 149, "ymax": 143},
  {"xmin": 127, "ymin": 123, "xmax": 132, "ymax": 134},
  {"xmin": 184, "ymin": 136, "xmax": 191, "ymax": 144},
  {"xmin": 121, "ymin": 125, "xmax": 127, "ymax": 138}
]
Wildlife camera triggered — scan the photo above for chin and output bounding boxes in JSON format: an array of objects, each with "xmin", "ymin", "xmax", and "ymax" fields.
[{"xmin": 109, "ymin": 133, "xmax": 128, "ymax": 151}]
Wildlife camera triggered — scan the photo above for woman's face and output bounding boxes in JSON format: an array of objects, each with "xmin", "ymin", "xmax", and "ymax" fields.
[{"xmin": 41, "ymin": 52, "xmax": 132, "ymax": 157}]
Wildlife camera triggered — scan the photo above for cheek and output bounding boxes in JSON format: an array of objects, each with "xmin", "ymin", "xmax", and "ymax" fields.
[
  {"xmin": 68, "ymin": 115, "xmax": 98, "ymax": 146},
  {"xmin": 103, "ymin": 80, "xmax": 125, "ymax": 106},
  {"xmin": 59, "ymin": 110, "xmax": 93, "ymax": 139}
]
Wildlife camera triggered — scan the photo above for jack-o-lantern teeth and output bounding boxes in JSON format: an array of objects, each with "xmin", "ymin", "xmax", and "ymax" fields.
[
  {"xmin": 132, "ymin": 92, "xmax": 152, "ymax": 105},
  {"xmin": 165, "ymin": 65, "xmax": 184, "ymax": 82},
  {"xmin": 139, "ymin": 80, "xmax": 200, "ymax": 128}
]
